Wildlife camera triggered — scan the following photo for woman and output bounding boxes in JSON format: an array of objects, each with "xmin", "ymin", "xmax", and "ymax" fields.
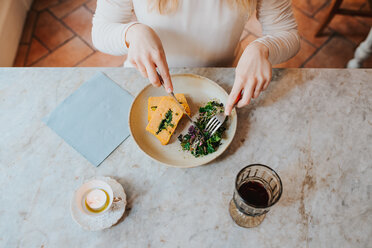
[{"xmin": 92, "ymin": 0, "xmax": 300, "ymax": 115}]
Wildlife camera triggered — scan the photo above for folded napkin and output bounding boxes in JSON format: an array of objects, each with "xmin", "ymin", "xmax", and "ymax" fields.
[{"xmin": 44, "ymin": 72, "xmax": 133, "ymax": 166}]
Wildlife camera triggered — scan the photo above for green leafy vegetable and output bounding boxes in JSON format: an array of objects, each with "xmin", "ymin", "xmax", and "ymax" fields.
[
  {"xmin": 156, "ymin": 109, "xmax": 173, "ymax": 134},
  {"xmin": 178, "ymin": 101, "xmax": 227, "ymax": 157}
]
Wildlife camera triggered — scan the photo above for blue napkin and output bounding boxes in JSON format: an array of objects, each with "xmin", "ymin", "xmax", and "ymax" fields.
[{"xmin": 44, "ymin": 72, "xmax": 133, "ymax": 166}]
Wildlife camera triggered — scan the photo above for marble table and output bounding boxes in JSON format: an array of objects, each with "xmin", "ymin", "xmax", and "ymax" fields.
[{"xmin": 0, "ymin": 68, "xmax": 371, "ymax": 247}]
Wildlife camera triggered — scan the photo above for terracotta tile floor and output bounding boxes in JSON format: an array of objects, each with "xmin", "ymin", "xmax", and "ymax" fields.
[{"xmin": 13, "ymin": 0, "xmax": 372, "ymax": 68}]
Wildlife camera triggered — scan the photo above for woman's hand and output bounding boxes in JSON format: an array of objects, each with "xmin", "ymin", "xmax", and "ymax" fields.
[
  {"xmin": 225, "ymin": 42, "xmax": 272, "ymax": 115},
  {"xmin": 126, "ymin": 24, "xmax": 173, "ymax": 93}
]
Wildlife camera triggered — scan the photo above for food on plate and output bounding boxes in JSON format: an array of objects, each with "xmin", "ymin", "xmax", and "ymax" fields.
[
  {"xmin": 178, "ymin": 101, "xmax": 227, "ymax": 157},
  {"xmin": 147, "ymin": 94, "xmax": 190, "ymax": 121},
  {"xmin": 146, "ymin": 96, "xmax": 184, "ymax": 145}
]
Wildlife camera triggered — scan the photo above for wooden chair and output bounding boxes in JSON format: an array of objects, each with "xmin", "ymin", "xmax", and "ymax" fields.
[
  {"xmin": 347, "ymin": 28, "xmax": 372, "ymax": 68},
  {"xmin": 316, "ymin": 0, "xmax": 372, "ymax": 37}
]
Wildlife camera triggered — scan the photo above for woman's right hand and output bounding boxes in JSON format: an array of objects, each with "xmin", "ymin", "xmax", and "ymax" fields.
[{"xmin": 126, "ymin": 24, "xmax": 173, "ymax": 93}]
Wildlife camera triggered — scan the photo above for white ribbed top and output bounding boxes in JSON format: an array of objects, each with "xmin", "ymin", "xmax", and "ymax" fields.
[{"xmin": 92, "ymin": 0, "xmax": 300, "ymax": 67}]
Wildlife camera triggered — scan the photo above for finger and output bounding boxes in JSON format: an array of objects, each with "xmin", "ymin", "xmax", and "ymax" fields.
[
  {"xmin": 263, "ymin": 69, "xmax": 272, "ymax": 91},
  {"xmin": 131, "ymin": 61, "xmax": 137, "ymax": 69},
  {"xmin": 136, "ymin": 61, "xmax": 148, "ymax": 79},
  {"xmin": 131, "ymin": 62, "xmax": 137, "ymax": 70},
  {"xmin": 225, "ymin": 77, "xmax": 244, "ymax": 116},
  {"xmin": 153, "ymin": 52, "xmax": 173, "ymax": 93},
  {"xmin": 253, "ymin": 78, "xmax": 266, "ymax": 99},
  {"xmin": 237, "ymin": 78, "xmax": 256, "ymax": 108},
  {"xmin": 128, "ymin": 56, "xmax": 136, "ymax": 67},
  {"xmin": 144, "ymin": 61, "xmax": 161, "ymax": 87}
]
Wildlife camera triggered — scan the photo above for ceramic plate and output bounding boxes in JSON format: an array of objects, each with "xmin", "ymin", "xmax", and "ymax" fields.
[{"xmin": 129, "ymin": 74, "xmax": 237, "ymax": 168}]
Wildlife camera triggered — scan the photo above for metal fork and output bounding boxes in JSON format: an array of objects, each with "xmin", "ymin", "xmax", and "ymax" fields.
[{"xmin": 205, "ymin": 92, "xmax": 242, "ymax": 136}]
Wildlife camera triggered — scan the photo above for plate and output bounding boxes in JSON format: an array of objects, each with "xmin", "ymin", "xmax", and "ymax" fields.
[{"xmin": 129, "ymin": 74, "xmax": 237, "ymax": 168}]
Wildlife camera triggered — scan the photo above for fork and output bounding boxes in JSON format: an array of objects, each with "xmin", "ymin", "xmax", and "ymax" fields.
[{"xmin": 205, "ymin": 92, "xmax": 242, "ymax": 136}]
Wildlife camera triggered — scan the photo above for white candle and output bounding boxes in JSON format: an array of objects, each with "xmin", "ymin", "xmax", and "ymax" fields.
[{"xmin": 86, "ymin": 189, "xmax": 107, "ymax": 211}]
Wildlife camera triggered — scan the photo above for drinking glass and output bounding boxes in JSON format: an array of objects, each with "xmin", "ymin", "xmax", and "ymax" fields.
[{"xmin": 229, "ymin": 164, "xmax": 283, "ymax": 228}]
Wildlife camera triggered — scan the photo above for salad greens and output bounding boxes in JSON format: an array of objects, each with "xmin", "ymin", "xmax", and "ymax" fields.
[
  {"xmin": 178, "ymin": 101, "xmax": 227, "ymax": 157},
  {"xmin": 156, "ymin": 109, "xmax": 174, "ymax": 134}
]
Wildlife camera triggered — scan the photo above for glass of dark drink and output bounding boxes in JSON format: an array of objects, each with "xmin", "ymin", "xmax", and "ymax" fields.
[{"xmin": 229, "ymin": 164, "xmax": 283, "ymax": 228}]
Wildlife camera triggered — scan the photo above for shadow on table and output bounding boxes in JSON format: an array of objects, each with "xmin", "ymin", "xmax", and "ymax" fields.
[
  {"xmin": 214, "ymin": 69, "xmax": 312, "ymax": 160},
  {"xmin": 256, "ymin": 69, "xmax": 312, "ymax": 108},
  {"xmin": 110, "ymin": 177, "xmax": 136, "ymax": 227},
  {"xmin": 215, "ymin": 105, "xmax": 252, "ymax": 161}
]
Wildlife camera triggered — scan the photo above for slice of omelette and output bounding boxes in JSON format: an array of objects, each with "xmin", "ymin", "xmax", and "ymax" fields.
[
  {"xmin": 147, "ymin": 94, "xmax": 190, "ymax": 122},
  {"xmin": 146, "ymin": 97, "xmax": 184, "ymax": 145}
]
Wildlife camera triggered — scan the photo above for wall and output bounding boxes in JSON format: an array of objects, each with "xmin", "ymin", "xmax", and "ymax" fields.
[{"xmin": 0, "ymin": 0, "xmax": 33, "ymax": 66}]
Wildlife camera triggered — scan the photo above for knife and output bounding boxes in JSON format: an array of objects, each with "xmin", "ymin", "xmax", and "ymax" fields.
[{"xmin": 156, "ymin": 71, "xmax": 206, "ymax": 136}]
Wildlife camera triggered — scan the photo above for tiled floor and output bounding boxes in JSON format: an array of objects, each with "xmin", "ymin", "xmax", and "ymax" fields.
[
  {"xmin": 14, "ymin": 0, "xmax": 125, "ymax": 67},
  {"xmin": 13, "ymin": 0, "xmax": 372, "ymax": 68}
]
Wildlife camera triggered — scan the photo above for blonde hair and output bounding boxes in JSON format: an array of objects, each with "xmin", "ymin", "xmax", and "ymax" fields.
[{"xmin": 148, "ymin": 0, "xmax": 256, "ymax": 17}]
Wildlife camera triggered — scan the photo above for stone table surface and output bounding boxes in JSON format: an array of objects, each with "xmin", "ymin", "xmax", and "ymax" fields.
[{"xmin": 0, "ymin": 68, "xmax": 371, "ymax": 248}]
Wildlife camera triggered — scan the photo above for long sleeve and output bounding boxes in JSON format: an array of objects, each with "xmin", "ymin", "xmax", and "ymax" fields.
[
  {"xmin": 253, "ymin": 0, "xmax": 301, "ymax": 65},
  {"xmin": 92, "ymin": 0, "xmax": 137, "ymax": 55}
]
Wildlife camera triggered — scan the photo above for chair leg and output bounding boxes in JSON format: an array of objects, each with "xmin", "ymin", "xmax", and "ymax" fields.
[
  {"xmin": 315, "ymin": 0, "xmax": 344, "ymax": 37},
  {"xmin": 347, "ymin": 28, "xmax": 372, "ymax": 68}
]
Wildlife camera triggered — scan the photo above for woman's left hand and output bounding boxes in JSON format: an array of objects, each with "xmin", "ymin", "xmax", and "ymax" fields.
[{"xmin": 225, "ymin": 42, "xmax": 272, "ymax": 116}]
